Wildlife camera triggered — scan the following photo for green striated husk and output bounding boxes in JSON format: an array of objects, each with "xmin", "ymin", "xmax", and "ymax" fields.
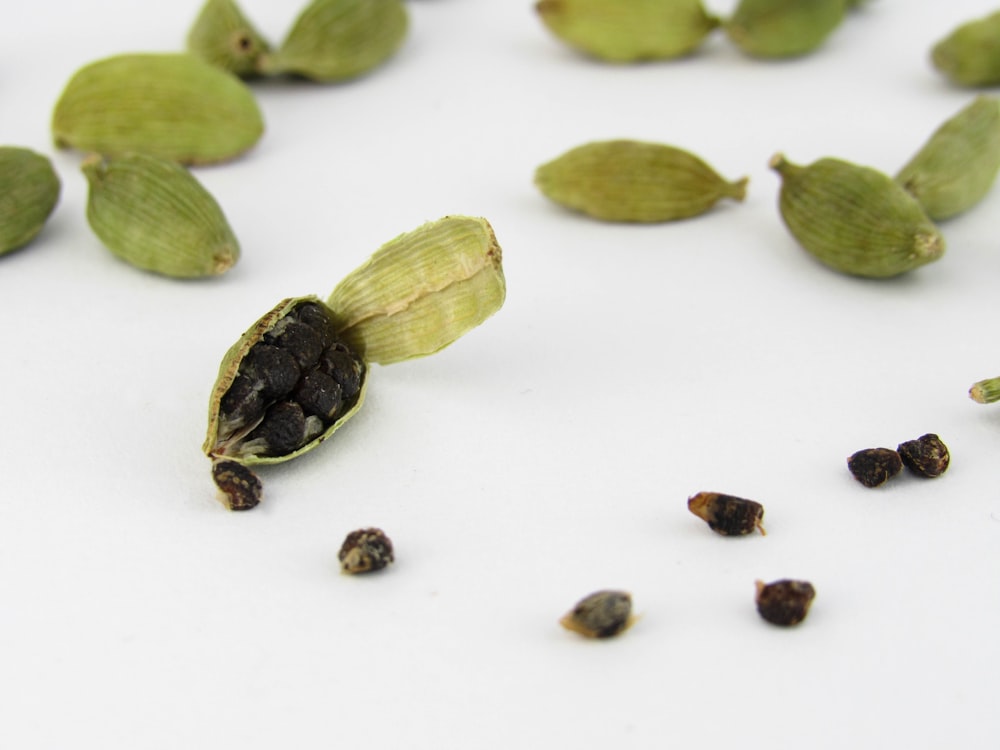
[
  {"xmin": 328, "ymin": 216, "xmax": 506, "ymax": 364},
  {"xmin": 0, "ymin": 147, "xmax": 60, "ymax": 256},
  {"xmin": 725, "ymin": 0, "xmax": 846, "ymax": 58},
  {"xmin": 82, "ymin": 152, "xmax": 239, "ymax": 278},
  {"xmin": 535, "ymin": 139, "xmax": 747, "ymax": 222},
  {"xmin": 52, "ymin": 53, "xmax": 264, "ymax": 165},
  {"xmin": 187, "ymin": 0, "xmax": 272, "ymax": 77},
  {"xmin": 770, "ymin": 153, "xmax": 945, "ymax": 278},
  {"xmin": 970, "ymin": 375, "xmax": 1000, "ymax": 404},
  {"xmin": 535, "ymin": 0, "xmax": 720, "ymax": 63},
  {"xmin": 932, "ymin": 10, "xmax": 1000, "ymax": 87},
  {"xmin": 896, "ymin": 96, "xmax": 1000, "ymax": 220},
  {"xmin": 258, "ymin": 0, "xmax": 408, "ymax": 81}
]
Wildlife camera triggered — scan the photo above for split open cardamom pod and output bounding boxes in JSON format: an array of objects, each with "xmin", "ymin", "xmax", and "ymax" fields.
[
  {"xmin": 187, "ymin": 0, "xmax": 272, "ymax": 77},
  {"xmin": 535, "ymin": 139, "xmax": 747, "ymax": 223},
  {"xmin": 82, "ymin": 152, "xmax": 240, "ymax": 278},
  {"xmin": 535, "ymin": 0, "xmax": 720, "ymax": 63},
  {"xmin": 896, "ymin": 96, "xmax": 1000, "ymax": 221},
  {"xmin": 932, "ymin": 10, "xmax": 1000, "ymax": 88},
  {"xmin": 770, "ymin": 153, "xmax": 945, "ymax": 278},
  {"xmin": 724, "ymin": 0, "xmax": 846, "ymax": 58},
  {"xmin": 52, "ymin": 53, "xmax": 264, "ymax": 165},
  {"xmin": 0, "ymin": 146, "xmax": 60, "ymax": 256}
]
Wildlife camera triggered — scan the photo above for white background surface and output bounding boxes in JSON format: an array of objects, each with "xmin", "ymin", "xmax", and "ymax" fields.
[{"xmin": 2, "ymin": 1, "xmax": 999, "ymax": 747}]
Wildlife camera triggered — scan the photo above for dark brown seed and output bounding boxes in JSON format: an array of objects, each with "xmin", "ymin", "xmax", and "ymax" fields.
[
  {"xmin": 267, "ymin": 319, "xmax": 324, "ymax": 369},
  {"xmin": 897, "ymin": 434, "xmax": 950, "ymax": 478},
  {"xmin": 218, "ymin": 373, "xmax": 264, "ymax": 430},
  {"xmin": 211, "ymin": 458, "xmax": 262, "ymax": 511},
  {"xmin": 339, "ymin": 528, "xmax": 394, "ymax": 574},
  {"xmin": 242, "ymin": 344, "xmax": 301, "ymax": 400},
  {"xmin": 246, "ymin": 400, "xmax": 307, "ymax": 456},
  {"xmin": 295, "ymin": 301, "xmax": 337, "ymax": 348},
  {"xmin": 847, "ymin": 447, "xmax": 903, "ymax": 487},
  {"xmin": 294, "ymin": 370, "xmax": 343, "ymax": 420},
  {"xmin": 687, "ymin": 491, "xmax": 766, "ymax": 536},
  {"xmin": 755, "ymin": 579, "xmax": 816, "ymax": 626},
  {"xmin": 320, "ymin": 345, "xmax": 363, "ymax": 399},
  {"xmin": 559, "ymin": 590, "xmax": 634, "ymax": 639}
]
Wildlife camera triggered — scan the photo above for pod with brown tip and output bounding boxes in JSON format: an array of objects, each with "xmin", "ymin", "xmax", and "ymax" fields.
[
  {"xmin": 535, "ymin": 0, "xmax": 720, "ymax": 63},
  {"xmin": 770, "ymin": 153, "xmax": 945, "ymax": 278},
  {"xmin": 931, "ymin": 10, "xmax": 1000, "ymax": 87},
  {"xmin": 187, "ymin": 0, "xmax": 272, "ymax": 77},
  {"xmin": 535, "ymin": 139, "xmax": 747, "ymax": 222},
  {"xmin": 0, "ymin": 147, "xmax": 60, "ymax": 256},
  {"xmin": 724, "ymin": 0, "xmax": 845, "ymax": 58}
]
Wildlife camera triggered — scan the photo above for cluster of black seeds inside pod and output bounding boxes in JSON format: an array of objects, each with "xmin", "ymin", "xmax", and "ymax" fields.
[{"xmin": 217, "ymin": 301, "xmax": 365, "ymax": 458}]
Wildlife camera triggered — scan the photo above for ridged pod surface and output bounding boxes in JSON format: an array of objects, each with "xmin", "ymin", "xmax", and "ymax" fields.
[
  {"xmin": 725, "ymin": 0, "xmax": 845, "ymax": 58},
  {"xmin": 187, "ymin": 0, "xmax": 272, "ymax": 77},
  {"xmin": 52, "ymin": 53, "xmax": 264, "ymax": 165},
  {"xmin": 896, "ymin": 96, "xmax": 1000, "ymax": 220},
  {"xmin": 535, "ymin": 139, "xmax": 747, "ymax": 222},
  {"xmin": 535, "ymin": 0, "xmax": 720, "ymax": 62},
  {"xmin": 771, "ymin": 154, "xmax": 945, "ymax": 278},
  {"xmin": 0, "ymin": 147, "xmax": 60, "ymax": 256},
  {"xmin": 932, "ymin": 10, "xmax": 1000, "ymax": 87}
]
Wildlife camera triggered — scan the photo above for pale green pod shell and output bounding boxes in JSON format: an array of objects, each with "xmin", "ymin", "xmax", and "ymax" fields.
[
  {"xmin": 258, "ymin": 0, "xmax": 408, "ymax": 81},
  {"xmin": 932, "ymin": 10, "xmax": 1000, "ymax": 87},
  {"xmin": 52, "ymin": 53, "xmax": 264, "ymax": 165},
  {"xmin": 535, "ymin": 0, "xmax": 720, "ymax": 63},
  {"xmin": 770, "ymin": 153, "xmax": 945, "ymax": 279},
  {"xmin": 327, "ymin": 216, "xmax": 506, "ymax": 365},
  {"xmin": 204, "ymin": 296, "xmax": 368, "ymax": 466},
  {"xmin": 0, "ymin": 147, "xmax": 60, "ymax": 256},
  {"xmin": 535, "ymin": 139, "xmax": 747, "ymax": 222},
  {"xmin": 896, "ymin": 96, "xmax": 1000, "ymax": 220},
  {"xmin": 725, "ymin": 0, "xmax": 845, "ymax": 58},
  {"xmin": 187, "ymin": 0, "xmax": 272, "ymax": 77},
  {"xmin": 82, "ymin": 152, "xmax": 239, "ymax": 278}
]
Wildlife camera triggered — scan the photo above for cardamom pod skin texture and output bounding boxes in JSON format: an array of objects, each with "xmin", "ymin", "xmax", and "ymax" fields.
[
  {"xmin": 82, "ymin": 153, "xmax": 240, "ymax": 278},
  {"xmin": 52, "ymin": 53, "xmax": 264, "ymax": 165},
  {"xmin": 932, "ymin": 10, "xmax": 1000, "ymax": 87},
  {"xmin": 535, "ymin": 140, "xmax": 747, "ymax": 223},
  {"xmin": 725, "ymin": 0, "xmax": 845, "ymax": 58},
  {"xmin": 327, "ymin": 216, "xmax": 506, "ymax": 365},
  {"xmin": 770, "ymin": 154, "xmax": 945, "ymax": 279},
  {"xmin": 257, "ymin": 0, "xmax": 408, "ymax": 81},
  {"xmin": 535, "ymin": 0, "xmax": 719, "ymax": 63},
  {"xmin": 896, "ymin": 96, "xmax": 1000, "ymax": 221},
  {"xmin": 0, "ymin": 147, "xmax": 60, "ymax": 256},
  {"xmin": 187, "ymin": 0, "xmax": 272, "ymax": 77}
]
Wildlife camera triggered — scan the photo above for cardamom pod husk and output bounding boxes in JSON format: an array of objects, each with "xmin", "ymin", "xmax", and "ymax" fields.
[
  {"xmin": 724, "ymin": 0, "xmax": 846, "ymax": 58},
  {"xmin": 82, "ymin": 152, "xmax": 239, "ymax": 278},
  {"xmin": 970, "ymin": 376, "xmax": 1000, "ymax": 404},
  {"xmin": 896, "ymin": 96, "xmax": 1000, "ymax": 221},
  {"xmin": 0, "ymin": 146, "xmax": 61, "ymax": 256},
  {"xmin": 257, "ymin": 0, "xmax": 408, "ymax": 81},
  {"xmin": 52, "ymin": 53, "xmax": 264, "ymax": 165},
  {"xmin": 535, "ymin": 139, "xmax": 747, "ymax": 223},
  {"xmin": 932, "ymin": 10, "xmax": 1000, "ymax": 88},
  {"xmin": 770, "ymin": 153, "xmax": 945, "ymax": 278},
  {"xmin": 187, "ymin": 0, "xmax": 272, "ymax": 77},
  {"xmin": 535, "ymin": 0, "xmax": 720, "ymax": 63}
]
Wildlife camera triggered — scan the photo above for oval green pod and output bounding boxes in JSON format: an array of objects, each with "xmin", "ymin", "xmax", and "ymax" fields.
[
  {"xmin": 0, "ymin": 147, "xmax": 60, "ymax": 256},
  {"xmin": 724, "ymin": 0, "xmax": 845, "ymax": 58},
  {"xmin": 82, "ymin": 152, "xmax": 239, "ymax": 278},
  {"xmin": 187, "ymin": 0, "xmax": 271, "ymax": 77},
  {"xmin": 932, "ymin": 10, "xmax": 1000, "ymax": 87},
  {"xmin": 535, "ymin": 0, "xmax": 720, "ymax": 63},
  {"xmin": 770, "ymin": 153, "xmax": 945, "ymax": 278},
  {"xmin": 258, "ymin": 0, "xmax": 408, "ymax": 81},
  {"xmin": 328, "ymin": 216, "xmax": 506, "ymax": 365},
  {"xmin": 896, "ymin": 96, "xmax": 1000, "ymax": 220},
  {"xmin": 535, "ymin": 139, "xmax": 747, "ymax": 223},
  {"xmin": 52, "ymin": 53, "xmax": 264, "ymax": 165}
]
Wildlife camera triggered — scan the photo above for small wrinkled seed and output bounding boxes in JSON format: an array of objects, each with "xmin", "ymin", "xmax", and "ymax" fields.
[
  {"xmin": 0, "ymin": 147, "xmax": 61, "ymax": 256},
  {"xmin": 725, "ymin": 0, "xmax": 846, "ymax": 59},
  {"xmin": 339, "ymin": 528, "xmax": 394, "ymax": 574},
  {"xmin": 687, "ymin": 491, "xmax": 766, "ymax": 536},
  {"xmin": 897, "ymin": 434, "xmax": 950, "ymax": 478},
  {"xmin": 245, "ymin": 400, "xmax": 307, "ymax": 456},
  {"xmin": 847, "ymin": 447, "xmax": 903, "ymax": 487},
  {"xmin": 755, "ymin": 579, "xmax": 815, "ymax": 626},
  {"xmin": 559, "ymin": 590, "xmax": 634, "ymax": 639},
  {"xmin": 212, "ymin": 458, "xmax": 262, "ymax": 510}
]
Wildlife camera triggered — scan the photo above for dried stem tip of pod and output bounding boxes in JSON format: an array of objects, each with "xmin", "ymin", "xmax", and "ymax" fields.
[
  {"xmin": 339, "ymin": 528, "xmax": 394, "ymax": 574},
  {"xmin": 187, "ymin": 0, "xmax": 272, "ymax": 77},
  {"xmin": 969, "ymin": 376, "xmax": 1000, "ymax": 404},
  {"xmin": 687, "ymin": 491, "xmax": 766, "ymax": 536},
  {"xmin": 897, "ymin": 434, "xmax": 950, "ymax": 478},
  {"xmin": 212, "ymin": 458, "xmax": 262, "ymax": 510},
  {"xmin": 847, "ymin": 447, "xmax": 902, "ymax": 488},
  {"xmin": 755, "ymin": 579, "xmax": 815, "ymax": 626},
  {"xmin": 560, "ymin": 590, "xmax": 635, "ymax": 639}
]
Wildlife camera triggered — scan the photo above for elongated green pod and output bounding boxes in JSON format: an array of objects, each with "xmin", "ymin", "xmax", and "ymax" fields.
[
  {"xmin": 932, "ymin": 10, "xmax": 1000, "ymax": 87},
  {"xmin": 725, "ymin": 0, "xmax": 845, "ymax": 58},
  {"xmin": 0, "ymin": 147, "xmax": 60, "ymax": 256}
]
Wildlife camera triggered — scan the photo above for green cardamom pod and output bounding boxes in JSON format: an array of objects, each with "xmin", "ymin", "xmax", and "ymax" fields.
[
  {"xmin": 0, "ymin": 147, "xmax": 60, "ymax": 256},
  {"xmin": 257, "ymin": 0, "xmax": 408, "ymax": 81},
  {"xmin": 535, "ymin": 0, "xmax": 720, "ymax": 63},
  {"xmin": 52, "ymin": 53, "xmax": 264, "ymax": 165},
  {"xmin": 932, "ymin": 10, "xmax": 1000, "ymax": 87},
  {"xmin": 770, "ymin": 153, "xmax": 945, "ymax": 278},
  {"xmin": 187, "ymin": 0, "xmax": 272, "ymax": 77},
  {"xmin": 534, "ymin": 139, "xmax": 747, "ymax": 223},
  {"xmin": 896, "ymin": 96, "xmax": 1000, "ymax": 221},
  {"xmin": 328, "ymin": 216, "xmax": 506, "ymax": 364},
  {"xmin": 82, "ymin": 152, "xmax": 239, "ymax": 278},
  {"xmin": 724, "ymin": 0, "xmax": 846, "ymax": 58}
]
